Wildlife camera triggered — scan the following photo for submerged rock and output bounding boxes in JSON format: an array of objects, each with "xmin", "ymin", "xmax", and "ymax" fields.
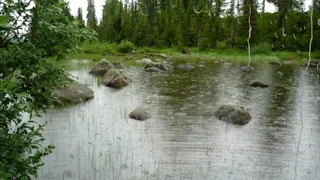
[
  {"xmin": 215, "ymin": 105, "xmax": 252, "ymax": 125},
  {"xmin": 89, "ymin": 59, "xmax": 113, "ymax": 76},
  {"xmin": 129, "ymin": 108, "xmax": 149, "ymax": 121},
  {"xmin": 249, "ymin": 81, "xmax": 269, "ymax": 88},
  {"xmin": 240, "ymin": 65, "xmax": 255, "ymax": 72},
  {"xmin": 176, "ymin": 63, "xmax": 195, "ymax": 70},
  {"xmin": 55, "ymin": 81, "xmax": 94, "ymax": 105},
  {"xmin": 103, "ymin": 69, "xmax": 129, "ymax": 88}
]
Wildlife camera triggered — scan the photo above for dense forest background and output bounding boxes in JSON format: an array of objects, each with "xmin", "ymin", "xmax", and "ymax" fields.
[{"xmin": 74, "ymin": 0, "xmax": 320, "ymax": 52}]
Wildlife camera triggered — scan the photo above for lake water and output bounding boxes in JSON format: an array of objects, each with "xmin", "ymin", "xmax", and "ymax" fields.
[{"xmin": 37, "ymin": 59, "xmax": 320, "ymax": 180}]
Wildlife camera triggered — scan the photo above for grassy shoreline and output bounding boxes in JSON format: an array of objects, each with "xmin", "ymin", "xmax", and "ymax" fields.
[{"xmin": 69, "ymin": 42, "xmax": 314, "ymax": 66}]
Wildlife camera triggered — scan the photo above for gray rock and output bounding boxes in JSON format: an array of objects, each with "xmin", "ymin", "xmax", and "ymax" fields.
[
  {"xmin": 249, "ymin": 81, "xmax": 269, "ymax": 88},
  {"xmin": 137, "ymin": 58, "xmax": 153, "ymax": 64},
  {"xmin": 112, "ymin": 62, "xmax": 125, "ymax": 69},
  {"xmin": 145, "ymin": 62, "xmax": 173, "ymax": 72},
  {"xmin": 269, "ymin": 61, "xmax": 281, "ymax": 65},
  {"xmin": 280, "ymin": 59, "xmax": 293, "ymax": 65},
  {"xmin": 159, "ymin": 53, "xmax": 170, "ymax": 59},
  {"xmin": 176, "ymin": 63, "xmax": 195, "ymax": 70},
  {"xmin": 129, "ymin": 108, "xmax": 149, "ymax": 121},
  {"xmin": 89, "ymin": 59, "xmax": 113, "ymax": 76},
  {"xmin": 305, "ymin": 59, "xmax": 320, "ymax": 68},
  {"xmin": 215, "ymin": 105, "xmax": 252, "ymax": 125},
  {"xmin": 276, "ymin": 71, "xmax": 283, "ymax": 76},
  {"xmin": 55, "ymin": 81, "xmax": 94, "ymax": 105},
  {"xmin": 240, "ymin": 65, "xmax": 255, "ymax": 72},
  {"xmin": 103, "ymin": 69, "xmax": 129, "ymax": 88},
  {"xmin": 223, "ymin": 62, "xmax": 232, "ymax": 66},
  {"xmin": 145, "ymin": 66, "xmax": 163, "ymax": 73}
]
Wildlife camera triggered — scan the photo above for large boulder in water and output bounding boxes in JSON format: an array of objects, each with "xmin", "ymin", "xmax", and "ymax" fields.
[
  {"xmin": 89, "ymin": 59, "xmax": 113, "ymax": 76},
  {"xmin": 129, "ymin": 108, "xmax": 149, "ymax": 121},
  {"xmin": 215, "ymin": 105, "xmax": 252, "ymax": 125},
  {"xmin": 55, "ymin": 81, "xmax": 94, "ymax": 105},
  {"xmin": 102, "ymin": 69, "xmax": 129, "ymax": 88}
]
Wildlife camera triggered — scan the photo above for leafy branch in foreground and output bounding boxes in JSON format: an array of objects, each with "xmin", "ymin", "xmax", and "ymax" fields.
[{"xmin": 0, "ymin": 0, "xmax": 95, "ymax": 179}]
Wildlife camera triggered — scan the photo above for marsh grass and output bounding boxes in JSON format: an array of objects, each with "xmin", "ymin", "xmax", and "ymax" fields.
[{"xmin": 69, "ymin": 42, "xmax": 315, "ymax": 66}]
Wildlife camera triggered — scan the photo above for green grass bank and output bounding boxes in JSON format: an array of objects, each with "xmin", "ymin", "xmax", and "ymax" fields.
[{"xmin": 69, "ymin": 41, "xmax": 319, "ymax": 66}]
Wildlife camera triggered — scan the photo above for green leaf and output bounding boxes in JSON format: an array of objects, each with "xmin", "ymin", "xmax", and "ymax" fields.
[{"xmin": 0, "ymin": 15, "xmax": 8, "ymax": 26}]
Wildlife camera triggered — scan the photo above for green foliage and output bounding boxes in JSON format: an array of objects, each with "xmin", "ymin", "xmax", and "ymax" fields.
[
  {"xmin": 118, "ymin": 40, "xmax": 135, "ymax": 53},
  {"xmin": 80, "ymin": 41, "xmax": 117, "ymax": 55},
  {"xmin": 88, "ymin": 0, "xmax": 320, "ymax": 53},
  {"xmin": 0, "ymin": 0, "xmax": 95, "ymax": 178},
  {"xmin": 86, "ymin": 0, "xmax": 98, "ymax": 31},
  {"xmin": 251, "ymin": 43, "xmax": 272, "ymax": 54}
]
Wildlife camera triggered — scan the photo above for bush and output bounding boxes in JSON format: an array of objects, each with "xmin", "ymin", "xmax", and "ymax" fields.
[
  {"xmin": 81, "ymin": 41, "xmax": 117, "ymax": 55},
  {"xmin": 118, "ymin": 40, "xmax": 134, "ymax": 53},
  {"xmin": 216, "ymin": 41, "xmax": 229, "ymax": 50},
  {"xmin": 251, "ymin": 43, "xmax": 272, "ymax": 55}
]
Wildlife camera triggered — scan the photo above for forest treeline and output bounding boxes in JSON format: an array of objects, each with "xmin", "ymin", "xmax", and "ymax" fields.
[{"xmin": 78, "ymin": 0, "xmax": 320, "ymax": 52}]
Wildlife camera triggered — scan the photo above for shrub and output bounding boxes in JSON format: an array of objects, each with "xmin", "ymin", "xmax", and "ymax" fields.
[
  {"xmin": 251, "ymin": 43, "xmax": 272, "ymax": 55},
  {"xmin": 118, "ymin": 40, "xmax": 134, "ymax": 53}
]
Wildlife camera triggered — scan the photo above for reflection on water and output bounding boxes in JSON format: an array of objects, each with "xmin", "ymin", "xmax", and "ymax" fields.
[{"xmin": 37, "ymin": 60, "xmax": 320, "ymax": 180}]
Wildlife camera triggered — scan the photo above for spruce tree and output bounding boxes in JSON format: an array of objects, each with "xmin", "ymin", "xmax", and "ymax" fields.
[{"xmin": 86, "ymin": 0, "xmax": 98, "ymax": 31}]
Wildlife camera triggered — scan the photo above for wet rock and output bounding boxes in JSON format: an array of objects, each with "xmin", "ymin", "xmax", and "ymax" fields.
[
  {"xmin": 269, "ymin": 61, "xmax": 281, "ymax": 65},
  {"xmin": 198, "ymin": 61, "xmax": 206, "ymax": 67},
  {"xmin": 276, "ymin": 71, "xmax": 283, "ymax": 76},
  {"xmin": 145, "ymin": 66, "xmax": 162, "ymax": 73},
  {"xmin": 112, "ymin": 62, "xmax": 125, "ymax": 69},
  {"xmin": 240, "ymin": 65, "xmax": 255, "ymax": 72},
  {"xmin": 145, "ymin": 62, "xmax": 173, "ymax": 72},
  {"xmin": 129, "ymin": 108, "xmax": 149, "ymax": 121},
  {"xmin": 305, "ymin": 59, "xmax": 320, "ymax": 68},
  {"xmin": 55, "ymin": 81, "xmax": 94, "ymax": 104},
  {"xmin": 137, "ymin": 58, "xmax": 153, "ymax": 64},
  {"xmin": 89, "ymin": 59, "xmax": 113, "ymax": 76},
  {"xmin": 145, "ymin": 53, "xmax": 172, "ymax": 62},
  {"xmin": 176, "ymin": 63, "xmax": 195, "ymax": 70},
  {"xmin": 249, "ymin": 81, "xmax": 269, "ymax": 88},
  {"xmin": 214, "ymin": 60, "xmax": 221, "ymax": 64},
  {"xmin": 159, "ymin": 53, "xmax": 170, "ymax": 59},
  {"xmin": 102, "ymin": 69, "xmax": 129, "ymax": 88},
  {"xmin": 215, "ymin": 105, "xmax": 252, "ymax": 125},
  {"xmin": 223, "ymin": 62, "xmax": 232, "ymax": 66},
  {"xmin": 281, "ymin": 59, "xmax": 294, "ymax": 65}
]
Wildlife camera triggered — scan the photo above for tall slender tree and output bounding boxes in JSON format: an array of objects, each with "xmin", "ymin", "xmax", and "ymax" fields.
[
  {"xmin": 86, "ymin": 0, "xmax": 97, "ymax": 31},
  {"xmin": 77, "ymin": 7, "xmax": 85, "ymax": 28}
]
